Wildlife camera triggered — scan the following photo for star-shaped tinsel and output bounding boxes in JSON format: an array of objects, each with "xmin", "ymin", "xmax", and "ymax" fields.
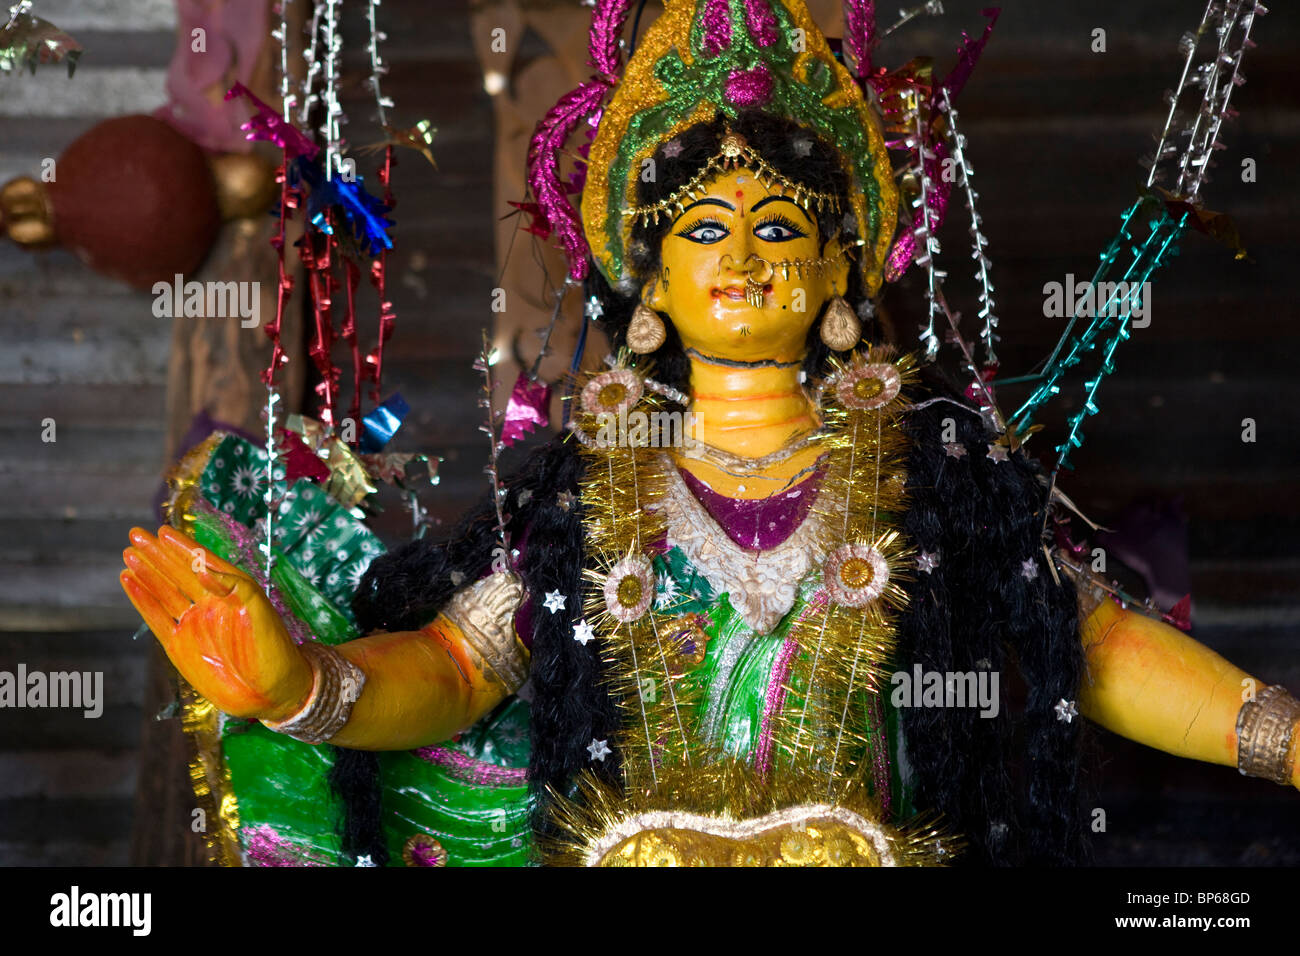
[
  {"xmin": 1020, "ymin": 558, "xmax": 1038, "ymax": 581},
  {"xmin": 662, "ymin": 139, "xmax": 683, "ymax": 158},
  {"xmin": 1054, "ymin": 698, "xmax": 1078, "ymax": 723},
  {"xmin": 916, "ymin": 551, "xmax": 940, "ymax": 574},
  {"xmin": 354, "ymin": 855, "xmax": 378, "ymax": 867},
  {"xmin": 584, "ymin": 296, "xmax": 604, "ymax": 322},
  {"xmin": 943, "ymin": 442, "xmax": 967, "ymax": 459},
  {"xmin": 656, "ymin": 572, "xmax": 680, "ymax": 607},
  {"xmin": 792, "ymin": 139, "xmax": 812, "ymax": 157},
  {"xmin": 587, "ymin": 738, "xmax": 611, "ymax": 761},
  {"xmin": 573, "ymin": 620, "xmax": 595, "ymax": 645},
  {"xmin": 542, "ymin": 590, "xmax": 566, "ymax": 613},
  {"xmin": 986, "ymin": 443, "xmax": 1009, "ymax": 463},
  {"xmin": 556, "ymin": 491, "xmax": 576, "ymax": 512}
]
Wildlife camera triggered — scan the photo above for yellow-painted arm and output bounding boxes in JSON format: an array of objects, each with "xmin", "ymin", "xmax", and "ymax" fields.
[
  {"xmin": 328, "ymin": 575, "xmax": 528, "ymax": 750},
  {"xmin": 121, "ymin": 526, "xmax": 528, "ymax": 752},
  {"xmin": 1079, "ymin": 598, "xmax": 1300, "ymax": 790}
]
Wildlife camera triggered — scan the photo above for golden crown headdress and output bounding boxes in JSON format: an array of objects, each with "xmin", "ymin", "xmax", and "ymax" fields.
[{"xmin": 527, "ymin": 0, "xmax": 898, "ymax": 297}]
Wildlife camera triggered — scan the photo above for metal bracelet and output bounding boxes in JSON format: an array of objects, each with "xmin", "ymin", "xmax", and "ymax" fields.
[
  {"xmin": 441, "ymin": 571, "xmax": 529, "ymax": 694},
  {"xmin": 1236, "ymin": 684, "xmax": 1300, "ymax": 785},
  {"xmin": 260, "ymin": 641, "xmax": 366, "ymax": 745}
]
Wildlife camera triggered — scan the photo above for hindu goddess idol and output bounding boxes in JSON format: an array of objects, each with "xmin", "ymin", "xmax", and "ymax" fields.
[{"xmin": 119, "ymin": 0, "xmax": 1298, "ymax": 866}]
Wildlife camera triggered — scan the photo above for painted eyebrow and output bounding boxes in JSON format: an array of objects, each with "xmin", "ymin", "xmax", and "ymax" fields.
[
  {"xmin": 677, "ymin": 197, "xmax": 735, "ymax": 217},
  {"xmin": 751, "ymin": 195, "xmax": 814, "ymax": 221}
]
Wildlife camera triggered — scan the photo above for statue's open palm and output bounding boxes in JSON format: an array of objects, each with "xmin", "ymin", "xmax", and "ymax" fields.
[{"xmin": 120, "ymin": 526, "xmax": 311, "ymax": 721}]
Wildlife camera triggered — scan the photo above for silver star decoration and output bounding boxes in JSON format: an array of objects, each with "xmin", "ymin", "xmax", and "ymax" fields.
[
  {"xmin": 516, "ymin": 488, "xmax": 533, "ymax": 506},
  {"xmin": 542, "ymin": 590, "xmax": 566, "ymax": 613},
  {"xmin": 556, "ymin": 491, "xmax": 576, "ymax": 512},
  {"xmin": 986, "ymin": 443, "xmax": 1008, "ymax": 464},
  {"xmin": 655, "ymin": 572, "xmax": 680, "ymax": 607},
  {"xmin": 943, "ymin": 442, "xmax": 967, "ymax": 459},
  {"xmin": 1020, "ymin": 558, "xmax": 1038, "ymax": 581},
  {"xmin": 587, "ymin": 738, "xmax": 612, "ymax": 761},
  {"xmin": 792, "ymin": 138, "xmax": 812, "ymax": 157},
  {"xmin": 916, "ymin": 550, "xmax": 940, "ymax": 574},
  {"xmin": 449, "ymin": 570, "xmax": 465, "ymax": 586},
  {"xmin": 573, "ymin": 620, "xmax": 595, "ymax": 646},
  {"xmin": 584, "ymin": 296, "xmax": 604, "ymax": 322},
  {"xmin": 1054, "ymin": 698, "xmax": 1078, "ymax": 723},
  {"xmin": 662, "ymin": 139, "xmax": 683, "ymax": 158},
  {"xmin": 354, "ymin": 855, "xmax": 378, "ymax": 867}
]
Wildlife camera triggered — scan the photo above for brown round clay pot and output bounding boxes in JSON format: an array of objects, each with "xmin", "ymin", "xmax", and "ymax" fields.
[{"xmin": 46, "ymin": 114, "xmax": 221, "ymax": 289}]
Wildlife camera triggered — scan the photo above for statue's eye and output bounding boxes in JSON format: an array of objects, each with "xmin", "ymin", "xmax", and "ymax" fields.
[
  {"xmin": 753, "ymin": 215, "xmax": 808, "ymax": 242},
  {"xmin": 677, "ymin": 218, "xmax": 729, "ymax": 244}
]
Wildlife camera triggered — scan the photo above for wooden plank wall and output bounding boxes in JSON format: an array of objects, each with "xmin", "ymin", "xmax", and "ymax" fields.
[{"xmin": 0, "ymin": 0, "xmax": 1296, "ymax": 865}]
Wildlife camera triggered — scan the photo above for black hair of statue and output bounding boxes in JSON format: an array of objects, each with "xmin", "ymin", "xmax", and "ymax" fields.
[{"xmin": 898, "ymin": 364, "xmax": 1093, "ymax": 865}]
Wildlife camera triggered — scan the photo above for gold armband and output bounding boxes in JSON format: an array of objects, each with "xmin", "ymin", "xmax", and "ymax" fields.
[
  {"xmin": 442, "ymin": 571, "xmax": 529, "ymax": 694},
  {"xmin": 261, "ymin": 641, "xmax": 367, "ymax": 745},
  {"xmin": 1235, "ymin": 685, "xmax": 1300, "ymax": 785}
]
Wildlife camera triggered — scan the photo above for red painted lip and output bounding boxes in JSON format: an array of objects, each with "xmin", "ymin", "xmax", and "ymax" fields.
[{"xmin": 710, "ymin": 284, "xmax": 771, "ymax": 301}]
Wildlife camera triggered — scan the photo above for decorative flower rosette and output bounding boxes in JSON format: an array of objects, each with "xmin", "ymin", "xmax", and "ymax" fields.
[
  {"xmin": 602, "ymin": 553, "xmax": 657, "ymax": 623},
  {"xmin": 580, "ymin": 368, "xmax": 644, "ymax": 418},
  {"xmin": 823, "ymin": 542, "xmax": 891, "ymax": 608},
  {"xmin": 836, "ymin": 361, "xmax": 902, "ymax": 411}
]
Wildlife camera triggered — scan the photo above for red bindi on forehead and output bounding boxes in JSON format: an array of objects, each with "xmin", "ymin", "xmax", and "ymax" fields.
[{"xmin": 736, "ymin": 189, "xmax": 745, "ymax": 215}]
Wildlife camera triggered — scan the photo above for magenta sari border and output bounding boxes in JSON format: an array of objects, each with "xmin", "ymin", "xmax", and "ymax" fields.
[
  {"xmin": 753, "ymin": 636, "xmax": 800, "ymax": 777},
  {"xmin": 413, "ymin": 746, "xmax": 529, "ymax": 788}
]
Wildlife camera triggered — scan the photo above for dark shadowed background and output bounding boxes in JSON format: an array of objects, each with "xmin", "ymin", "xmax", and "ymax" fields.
[{"xmin": 0, "ymin": 0, "xmax": 1296, "ymax": 865}]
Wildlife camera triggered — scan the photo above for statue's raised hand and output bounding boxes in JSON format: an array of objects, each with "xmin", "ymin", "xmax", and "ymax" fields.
[{"xmin": 120, "ymin": 526, "xmax": 313, "ymax": 721}]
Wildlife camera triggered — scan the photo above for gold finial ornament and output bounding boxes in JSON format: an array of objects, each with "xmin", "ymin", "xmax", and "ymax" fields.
[
  {"xmin": 718, "ymin": 131, "xmax": 747, "ymax": 159},
  {"xmin": 0, "ymin": 176, "xmax": 54, "ymax": 247},
  {"xmin": 627, "ymin": 302, "xmax": 668, "ymax": 353},
  {"xmin": 820, "ymin": 296, "xmax": 861, "ymax": 351}
]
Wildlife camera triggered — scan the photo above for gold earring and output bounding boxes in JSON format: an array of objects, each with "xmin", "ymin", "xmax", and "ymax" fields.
[
  {"xmin": 627, "ymin": 302, "xmax": 667, "ymax": 353},
  {"xmin": 820, "ymin": 295, "xmax": 861, "ymax": 351}
]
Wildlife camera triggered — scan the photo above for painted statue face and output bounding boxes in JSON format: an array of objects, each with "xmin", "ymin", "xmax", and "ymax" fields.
[{"xmin": 647, "ymin": 167, "xmax": 848, "ymax": 364}]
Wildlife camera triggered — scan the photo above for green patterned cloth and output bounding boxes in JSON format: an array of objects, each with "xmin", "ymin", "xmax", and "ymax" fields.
[
  {"xmin": 655, "ymin": 544, "xmax": 911, "ymax": 817},
  {"xmin": 200, "ymin": 435, "xmax": 384, "ymax": 629},
  {"xmin": 190, "ymin": 431, "xmax": 534, "ymax": 867},
  {"xmin": 223, "ymin": 700, "xmax": 534, "ymax": 867}
]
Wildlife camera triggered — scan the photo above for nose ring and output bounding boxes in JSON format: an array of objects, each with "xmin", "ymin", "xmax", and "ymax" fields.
[
  {"xmin": 743, "ymin": 255, "xmax": 774, "ymax": 284},
  {"xmin": 741, "ymin": 255, "xmax": 772, "ymax": 308}
]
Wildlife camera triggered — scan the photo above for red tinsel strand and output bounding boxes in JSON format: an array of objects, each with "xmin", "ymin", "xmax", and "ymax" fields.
[
  {"xmin": 366, "ymin": 144, "xmax": 396, "ymax": 402},
  {"xmin": 263, "ymin": 160, "xmax": 296, "ymax": 386},
  {"xmin": 342, "ymin": 256, "xmax": 362, "ymax": 434},
  {"xmin": 302, "ymin": 213, "xmax": 341, "ymax": 428}
]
